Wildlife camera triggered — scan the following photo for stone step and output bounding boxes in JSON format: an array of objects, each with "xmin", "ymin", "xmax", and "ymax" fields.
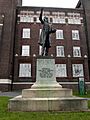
[
  {"xmin": 22, "ymin": 88, "xmax": 72, "ymax": 98},
  {"xmin": 8, "ymin": 95, "xmax": 88, "ymax": 112}
]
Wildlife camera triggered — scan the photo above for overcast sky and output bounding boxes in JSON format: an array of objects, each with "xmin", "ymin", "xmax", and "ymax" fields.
[{"xmin": 22, "ymin": 0, "xmax": 79, "ymax": 8}]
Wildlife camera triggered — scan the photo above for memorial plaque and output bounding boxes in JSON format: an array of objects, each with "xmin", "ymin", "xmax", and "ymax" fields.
[{"xmin": 36, "ymin": 58, "xmax": 55, "ymax": 81}]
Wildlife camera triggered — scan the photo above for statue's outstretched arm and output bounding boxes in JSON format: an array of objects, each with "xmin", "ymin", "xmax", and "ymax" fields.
[
  {"xmin": 49, "ymin": 27, "xmax": 56, "ymax": 34},
  {"xmin": 39, "ymin": 8, "xmax": 44, "ymax": 24}
]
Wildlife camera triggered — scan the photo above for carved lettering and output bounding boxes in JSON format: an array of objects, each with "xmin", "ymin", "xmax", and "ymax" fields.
[{"xmin": 39, "ymin": 68, "xmax": 53, "ymax": 78}]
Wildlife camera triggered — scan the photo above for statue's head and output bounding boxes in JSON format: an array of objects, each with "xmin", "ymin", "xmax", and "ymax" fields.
[{"xmin": 44, "ymin": 16, "xmax": 48, "ymax": 22}]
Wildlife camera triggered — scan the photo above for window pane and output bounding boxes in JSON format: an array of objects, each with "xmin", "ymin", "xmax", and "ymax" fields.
[
  {"xmin": 68, "ymin": 13, "xmax": 81, "ymax": 24},
  {"xmin": 22, "ymin": 45, "xmax": 30, "ymax": 56},
  {"xmin": 19, "ymin": 64, "xmax": 31, "ymax": 77},
  {"xmin": 68, "ymin": 18, "xmax": 74, "ymax": 24},
  {"xmin": 20, "ymin": 13, "xmax": 34, "ymax": 23},
  {"xmin": 56, "ymin": 30, "xmax": 64, "ymax": 39},
  {"xmin": 55, "ymin": 64, "xmax": 67, "ymax": 77},
  {"xmin": 59, "ymin": 18, "xmax": 65, "ymax": 23},
  {"xmin": 22, "ymin": 28, "xmax": 30, "ymax": 38},
  {"xmin": 73, "ymin": 47, "xmax": 81, "ymax": 57},
  {"xmin": 52, "ymin": 12, "xmax": 65, "ymax": 24},
  {"xmin": 72, "ymin": 64, "xmax": 84, "ymax": 77},
  {"xmin": 56, "ymin": 46, "xmax": 65, "ymax": 57},
  {"xmin": 72, "ymin": 30, "xmax": 80, "ymax": 40},
  {"xmin": 53, "ymin": 16, "xmax": 59, "ymax": 23}
]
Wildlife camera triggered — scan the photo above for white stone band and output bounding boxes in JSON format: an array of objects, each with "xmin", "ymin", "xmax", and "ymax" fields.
[{"xmin": 0, "ymin": 79, "xmax": 11, "ymax": 84}]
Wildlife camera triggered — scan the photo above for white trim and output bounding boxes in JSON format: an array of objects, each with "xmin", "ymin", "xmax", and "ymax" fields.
[
  {"xmin": 59, "ymin": 82, "xmax": 90, "ymax": 85},
  {"xmin": 59, "ymin": 82, "xmax": 78, "ymax": 85},
  {"xmin": 13, "ymin": 82, "xmax": 34, "ymax": 85},
  {"xmin": 0, "ymin": 81, "xmax": 90, "ymax": 85},
  {"xmin": 12, "ymin": 82, "xmax": 90, "ymax": 85},
  {"xmin": 0, "ymin": 79, "xmax": 11, "ymax": 84},
  {"xmin": 0, "ymin": 24, "xmax": 3, "ymax": 26},
  {"xmin": 85, "ymin": 82, "xmax": 90, "ymax": 84}
]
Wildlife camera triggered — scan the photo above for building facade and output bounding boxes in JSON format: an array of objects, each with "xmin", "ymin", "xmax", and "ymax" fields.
[
  {"xmin": 0, "ymin": 0, "xmax": 22, "ymax": 91},
  {"xmin": 76, "ymin": 0, "xmax": 90, "ymax": 80},
  {"xmin": 0, "ymin": 0, "xmax": 90, "ymax": 91}
]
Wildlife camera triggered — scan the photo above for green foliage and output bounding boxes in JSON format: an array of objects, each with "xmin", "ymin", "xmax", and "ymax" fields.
[{"xmin": 0, "ymin": 96, "xmax": 90, "ymax": 120}]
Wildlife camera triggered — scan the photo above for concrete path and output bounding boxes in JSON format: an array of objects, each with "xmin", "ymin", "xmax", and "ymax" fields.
[{"xmin": 0, "ymin": 91, "xmax": 22, "ymax": 97}]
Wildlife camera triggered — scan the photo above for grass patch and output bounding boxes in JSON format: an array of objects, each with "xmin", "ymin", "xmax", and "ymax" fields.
[
  {"xmin": 88, "ymin": 101, "xmax": 90, "ymax": 108},
  {"xmin": 73, "ymin": 90, "xmax": 90, "ymax": 98},
  {"xmin": 0, "ymin": 96, "xmax": 90, "ymax": 120},
  {"xmin": 74, "ymin": 90, "xmax": 90, "ymax": 108}
]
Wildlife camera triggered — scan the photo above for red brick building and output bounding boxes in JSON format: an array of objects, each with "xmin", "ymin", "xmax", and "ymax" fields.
[
  {"xmin": 76, "ymin": 0, "xmax": 90, "ymax": 82},
  {"xmin": 0, "ymin": 0, "xmax": 22, "ymax": 91},
  {"xmin": 0, "ymin": 0, "xmax": 90, "ymax": 91}
]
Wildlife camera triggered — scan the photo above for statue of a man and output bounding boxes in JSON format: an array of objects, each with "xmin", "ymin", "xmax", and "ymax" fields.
[{"xmin": 38, "ymin": 8, "xmax": 56, "ymax": 56}]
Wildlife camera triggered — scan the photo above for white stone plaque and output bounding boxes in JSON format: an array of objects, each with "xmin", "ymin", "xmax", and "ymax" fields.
[{"xmin": 36, "ymin": 59, "xmax": 55, "ymax": 81}]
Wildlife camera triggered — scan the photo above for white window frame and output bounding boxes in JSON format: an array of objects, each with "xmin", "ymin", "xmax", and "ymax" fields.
[
  {"xmin": 68, "ymin": 13, "xmax": 81, "ymax": 24},
  {"xmin": 68, "ymin": 18, "xmax": 74, "ymax": 24},
  {"xmin": 20, "ymin": 15, "xmax": 26, "ymax": 22},
  {"xmin": 59, "ymin": 17, "xmax": 65, "ymax": 24},
  {"xmin": 72, "ymin": 30, "xmax": 80, "ymax": 40},
  {"xmin": 19, "ymin": 10, "xmax": 34, "ymax": 23},
  {"xmin": 73, "ymin": 46, "xmax": 81, "ymax": 57},
  {"xmin": 19, "ymin": 64, "xmax": 31, "ymax": 77},
  {"xmin": 55, "ymin": 64, "xmax": 67, "ymax": 77},
  {"xmin": 74, "ymin": 17, "xmax": 81, "ymax": 24},
  {"xmin": 72, "ymin": 64, "xmax": 84, "ymax": 77},
  {"xmin": 68, "ymin": 18, "xmax": 81, "ymax": 24},
  {"xmin": 52, "ymin": 12, "xmax": 65, "ymax": 24},
  {"xmin": 53, "ymin": 16, "xmax": 59, "ymax": 23},
  {"xmin": 56, "ymin": 30, "xmax": 64, "ymax": 39},
  {"xmin": 22, "ymin": 28, "xmax": 30, "ymax": 38},
  {"xmin": 21, "ymin": 45, "xmax": 30, "ymax": 56},
  {"xmin": 56, "ymin": 46, "xmax": 65, "ymax": 57}
]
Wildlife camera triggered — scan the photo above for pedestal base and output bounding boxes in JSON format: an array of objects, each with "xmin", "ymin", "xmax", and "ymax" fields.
[
  {"xmin": 8, "ymin": 96, "xmax": 88, "ymax": 112},
  {"xmin": 22, "ymin": 88, "xmax": 72, "ymax": 98},
  {"xmin": 8, "ymin": 57, "xmax": 88, "ymax": 111}
]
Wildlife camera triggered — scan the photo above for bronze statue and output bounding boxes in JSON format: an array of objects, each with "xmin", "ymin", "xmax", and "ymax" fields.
[{"xmin": 38, "ymin": 8, "xmax": 56, "ymax": 56}]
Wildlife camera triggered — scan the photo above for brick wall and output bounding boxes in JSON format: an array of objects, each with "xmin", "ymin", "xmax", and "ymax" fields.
[{"xmin": 0, "ymin": 0, "xmax": 22, "ymax": 79}]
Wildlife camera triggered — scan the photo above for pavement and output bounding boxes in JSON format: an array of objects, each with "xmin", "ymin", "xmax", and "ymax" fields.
[
  {"xmin": 0, "ymin": 91, "xmax": 90, "ymax": 100},
  {"xmin": 0, "ymin": 91, "xmax": 22, "ymax": 97}
]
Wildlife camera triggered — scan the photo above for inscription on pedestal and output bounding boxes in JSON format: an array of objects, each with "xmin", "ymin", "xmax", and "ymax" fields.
[
  {"xmin": 36, "ymin": 58, "xmax": 56, "ymax": 81},
  {"xmin": 39, "ymin": 68, "xmax": 53, "ymax": 78}
]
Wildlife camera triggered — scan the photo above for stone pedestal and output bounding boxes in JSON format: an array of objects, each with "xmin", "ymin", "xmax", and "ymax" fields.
[
  {"xmin": 32, "ymin": 57, "xmax": 62, "ymax": 88},
  {"xmin": 8, "ymin": 57, "xmax": 88, "ymax": 111}
]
